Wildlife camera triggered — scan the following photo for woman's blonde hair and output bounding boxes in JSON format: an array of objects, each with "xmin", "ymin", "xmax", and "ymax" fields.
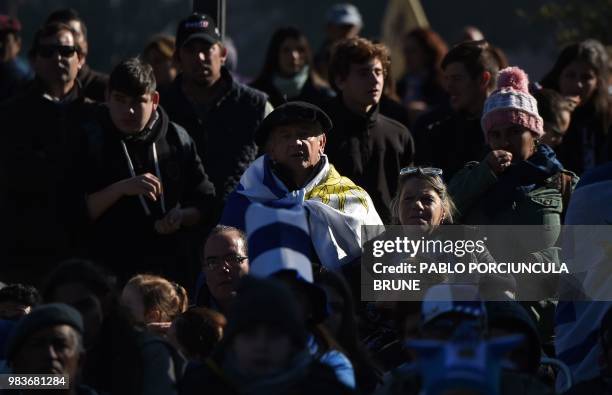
[
  {"xmin": 390, "ymin": 169, "xmax": 457, "ymax": 225},
  {"xmin": 126, "ymin": 274, "xmax": 188, "ymax": 322}
]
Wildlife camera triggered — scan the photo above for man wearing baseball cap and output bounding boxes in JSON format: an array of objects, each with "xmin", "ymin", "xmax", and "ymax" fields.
[
  {"xmin": 220, "ymin": 101, "xmax": 382, "ymax": 271},
  {"xmin": 161, "ymin": 13, "xmax": 271, "ymax": 207},
  {"xmin": 0, "ymin": 14, "xmax": 33, "ymax": 102}
]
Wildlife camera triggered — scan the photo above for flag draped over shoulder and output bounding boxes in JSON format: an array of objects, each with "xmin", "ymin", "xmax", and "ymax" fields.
[{"xmin": 236, "ymin": 154, "xmax": 383, "ymax": 270}]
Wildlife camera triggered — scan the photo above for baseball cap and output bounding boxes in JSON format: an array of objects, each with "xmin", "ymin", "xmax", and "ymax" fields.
[
  {"xmin": 326, "ymin": 4, "xmax": 363, "ymax": 27},
  {"xmin": 176, "ymin": 13, "xmax": 221, "ymax": 49},
  {"xmin": 0, "ymin": 15, "xmax": 21, "ymax": 33},
  {"xmin": 421, "ymin": 284, "xmax": 486, "ymax": 327}
]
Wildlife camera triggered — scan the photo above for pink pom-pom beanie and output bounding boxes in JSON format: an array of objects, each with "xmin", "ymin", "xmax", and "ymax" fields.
[{"xmin": 481, "ymin": 66, "xmax": 544, "ymax": 141}]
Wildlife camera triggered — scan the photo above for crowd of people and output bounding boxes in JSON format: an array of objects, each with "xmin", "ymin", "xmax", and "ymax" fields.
[{"xmin": 0, "ymin": 3, "xmax": 611, "ymax": 394}]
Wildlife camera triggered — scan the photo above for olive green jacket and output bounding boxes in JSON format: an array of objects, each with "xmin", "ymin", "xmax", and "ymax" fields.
[{"xmin": 448, "ymin": 160, "xmax": 578, "ymax": 299}]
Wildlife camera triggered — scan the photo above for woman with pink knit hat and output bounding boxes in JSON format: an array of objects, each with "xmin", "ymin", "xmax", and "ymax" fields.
[{"xmin": 447, "ymin": 66, "xmax": 578, "ymax": 298}]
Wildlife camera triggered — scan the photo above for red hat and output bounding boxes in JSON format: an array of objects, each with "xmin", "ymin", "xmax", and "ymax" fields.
[{"xmin": 0, "ymin": 15, "xmax": 22, "ymax": 33}]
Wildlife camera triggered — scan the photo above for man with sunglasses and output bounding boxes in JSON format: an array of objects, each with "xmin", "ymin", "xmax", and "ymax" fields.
[
  {"xmin": 0, "ymin": 22, "xmax": 94, "ymax": 283},
  {"xmin": 45, "ymin": 8, "xmax": 108, "ymax": 103}
]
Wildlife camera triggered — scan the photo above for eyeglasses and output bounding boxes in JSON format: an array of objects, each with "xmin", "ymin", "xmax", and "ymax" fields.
[
  {"xmin": 400, "ymin": 167, "xmax": 443, "ymax": 177},
  {"xmin": 204, "ymin": 254, "xmax": 248, "ymax": 270},
  {"xmin": 38, "ymin": 44, "xmax": 78, "ymax": 58}
]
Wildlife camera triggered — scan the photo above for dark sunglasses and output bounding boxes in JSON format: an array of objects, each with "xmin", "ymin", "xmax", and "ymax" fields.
[
  {"xmin": 400, "ymin": 167, "xmax": 443, "ymax": 177},
  {"xmin": 38, "ymin": 44, "xmax": 78, "ymax": 58}
]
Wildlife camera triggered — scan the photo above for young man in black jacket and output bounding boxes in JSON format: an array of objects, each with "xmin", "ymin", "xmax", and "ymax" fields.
[
  {"xmin": 413, "ymin": 40, "xmax": 500, "ymax": 181},
  {"xmin": 324, "ymin": 37, "xmax": 415, "ymax": 223},
  {"xmin": 78, "ymin": 57, "xmax": 215, "ymax": 284}
]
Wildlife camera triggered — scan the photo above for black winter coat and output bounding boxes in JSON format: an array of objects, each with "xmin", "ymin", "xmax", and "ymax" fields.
[
  {"xmin": 0, "ymin": 80, "xmax": 95, "ymax": 264},
  {"xmin": 161, "ymin": 68, "xmax": 268, "ymax": 201},
  {"xmin": 76, "ymin": 105, "xmax": 216, "ymax": 281},
  {"xmin": 324, "ymin": 97, "xmax": 415, "ymax": 223}
]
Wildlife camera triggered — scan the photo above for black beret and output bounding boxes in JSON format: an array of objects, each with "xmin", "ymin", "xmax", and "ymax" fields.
[
  {"xmin": 6, "ymin": 303, "xmax": 84, "ymax": 361},
  {"xmin": 255, "ymin": 101, "xmax": 333, "ymax": 147}
]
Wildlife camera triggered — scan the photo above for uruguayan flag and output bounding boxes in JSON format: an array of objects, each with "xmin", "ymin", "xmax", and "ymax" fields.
[{"xmin": 225, "ymin": 154, "xmax": 383, "ymax": 270}]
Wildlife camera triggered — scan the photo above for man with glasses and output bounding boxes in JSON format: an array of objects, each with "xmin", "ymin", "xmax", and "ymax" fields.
[
  {"xmin": 0, "ymin": 22, "xmax": 94, "ymax": 283},
  {"xmin": 196, "ymin": 225, "xmax": 249, "ymax": 314}
]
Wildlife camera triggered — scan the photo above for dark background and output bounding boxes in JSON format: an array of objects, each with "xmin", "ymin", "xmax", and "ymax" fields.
[{"xmin": 0, "ymin": 0, "xmax": 608, "ymax": 82}]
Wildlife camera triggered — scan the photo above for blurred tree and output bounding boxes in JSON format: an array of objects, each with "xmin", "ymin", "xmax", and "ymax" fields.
[{"xmin": 518, "ymin": 0, "xmax": 611, "ymax": 47}]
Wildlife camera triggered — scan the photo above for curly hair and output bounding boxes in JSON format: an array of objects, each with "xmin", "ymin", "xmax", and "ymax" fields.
[{"xmin": 329, "ymin": 37, "xmax": 391, "ymax": 92}]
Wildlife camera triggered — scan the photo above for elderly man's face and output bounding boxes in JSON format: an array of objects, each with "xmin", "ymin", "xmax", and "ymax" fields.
[
  {"xmin": 12, "ymin": 324, "xmax": 82, "ymax": 376},
  {"xmin": 266, "ymin": 123, "xmax": 326, "ymax": 179}
]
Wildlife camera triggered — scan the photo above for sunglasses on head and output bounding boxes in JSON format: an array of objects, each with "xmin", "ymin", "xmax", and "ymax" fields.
[
  {"xmin": 38, "ymin": 44, "xmax": 77, "ymax": 58},
  {"xmin": 400, "ymin": 167, "xmax": 443, "ymax": 177}
]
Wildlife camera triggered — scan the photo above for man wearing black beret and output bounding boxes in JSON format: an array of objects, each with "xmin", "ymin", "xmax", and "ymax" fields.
[{"xmin": 220, "ymin": 101, "xmax": 382, "ymax": 271}]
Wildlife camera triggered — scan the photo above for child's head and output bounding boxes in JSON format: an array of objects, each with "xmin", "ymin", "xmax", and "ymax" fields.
[
  {"xmin": 107, "ymin": 57, "xmax": 159, "ymax": 134},
  {"xmin": 170, "ymin": 307, "xmax": 226, "ymax": 361},
  {"xmin": 121, "ymin": 274, "xmax": 188, "ymax": 325},
  {"xmin": 534, "ymin": 88, "xmax": 575, "ymax": 147}
]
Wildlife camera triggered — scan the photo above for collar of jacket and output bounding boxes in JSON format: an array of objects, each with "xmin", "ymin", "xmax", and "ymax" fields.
[
  {"xmin": 104, "ymin": 105, "xmax": 170, "ymax": 145},
  {"xmin": 32, "ymin": 76, "xmax": 83, "ymax": 104},
  {"xmin": 333, "ymin": 94, "xmax": 380, "ymax": 131}
]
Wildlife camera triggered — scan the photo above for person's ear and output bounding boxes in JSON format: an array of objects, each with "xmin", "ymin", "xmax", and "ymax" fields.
[
  {"xmin": 318, "ymin": 133, "xmax": 327, "ymax": 154},
  {"xmin": 480, "ymin": 71, "xmax": 492, "ymax": 92},
  {"xmin": 77, "ymin": 53, "xmax": 85, "ymax": 68},
  {"xmin": 219, "ymin": 44, "xmax": 228, "ymax": 65},
  {"xmin": 151, "ymin": 91, "xmax": 160, "ymax": 111},
  {"xmin": 334, "ymin": 75, "xmax": 346, "ymax": 92}
]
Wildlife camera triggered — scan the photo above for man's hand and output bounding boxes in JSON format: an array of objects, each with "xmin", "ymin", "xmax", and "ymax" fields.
[
  {"xmin": 485, "ymin": 150, "xmax": 513, "ymax": 175},
  {"xmin": 117, "ymin": 173, "xmax": 162, "ymax": 201},
  {"xmin": 154, "ymin": 203, "xmax": 183, "ymax": 235}
]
